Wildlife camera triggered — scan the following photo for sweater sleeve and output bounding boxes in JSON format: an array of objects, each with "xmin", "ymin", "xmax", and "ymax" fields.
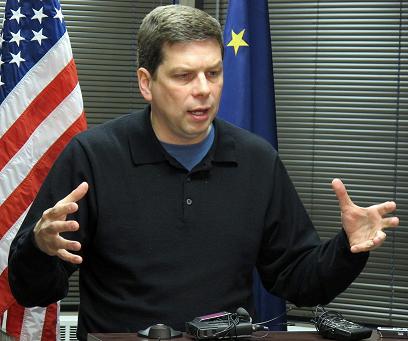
[
  {"xmin": 257, "ymin": 156, "xmax": 368, "ymax": 306},
  {"xmin": 8, "ymin": 137, "xmax": 97, "ymax": 307}
]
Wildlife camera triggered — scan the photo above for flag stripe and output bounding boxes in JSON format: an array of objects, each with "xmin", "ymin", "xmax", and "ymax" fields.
[
  {"xmin": 0, "ymin": 209, "xmax": 29, "ymax": 315},
  {"xmin": 0, "ymin": 32, "xmax": 73, "ymax": 138},
  {"xmin": 0, "ymin": 270, "xmax": 15, "ymax": 316},
  {"xmin": 0, "ymin": 83, "xmax": 83, "ymax": 207},
  {"xmin": 5, "ymin": 301, "xmax": 24, "ymax": 338},
  {"xmin": 0, "ymin": 58, "xmax": 79, "ymax": 171},
  {"xmin": 41, "ymin": 303, "xmax": 59, "ymax": 341},
  {"xmin": 20, "ymin": 306, "xmax": 46, "ymax": 341},
  {"xmin": 0, "ymin": 112, "xmax": 86, "ymax": 238},
  {"xmin": 0, "ymin": 207, "xmax": 30, "ymax": 274}
]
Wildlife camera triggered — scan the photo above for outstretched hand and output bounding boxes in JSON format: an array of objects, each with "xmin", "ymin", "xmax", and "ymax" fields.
[
  {"xmin": 331, "ymin": 178, "xmax": 399, "ymax": 253},
  {"xmin": 33, "ymin": 182, "xmax": 89, "ymax": 264}
]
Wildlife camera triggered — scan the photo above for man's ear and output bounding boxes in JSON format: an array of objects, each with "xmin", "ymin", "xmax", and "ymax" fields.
[{"xmin": 137, "ymin": 67, "xmax": 153, "ymax": 101}]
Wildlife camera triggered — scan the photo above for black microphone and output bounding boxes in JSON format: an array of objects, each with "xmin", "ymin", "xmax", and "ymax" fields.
[
  {"xmin": 185, "ymin": 308, "xmax": 269, "ymax": 339},
  {"xmin": 224, "ymin": 321, "xmax": 268, "ymax": 337},
  {"xmin": 236, "ymin": 307, "xmax": 251, "ymax": 322}
]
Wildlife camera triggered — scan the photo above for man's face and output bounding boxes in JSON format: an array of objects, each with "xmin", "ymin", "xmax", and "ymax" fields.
[{"xmin": 143, "ymin": 39, "xmax": 223, "ymax": 145}]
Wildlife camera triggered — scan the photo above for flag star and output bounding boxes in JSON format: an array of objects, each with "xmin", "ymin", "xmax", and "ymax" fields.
[
  {"xmin": 0, "ymin": 75, "xmax": 4, "ymax": 86},
  {"xmin": 10, "ymin": 30, "xmax": 25, "ymax": 46},
  {"xmin": 31, "ymin": 28, "xmax": 47, "ymax": 45},
  {"xmin": 0, "ymin": 55, "xmax": 4, "ymax": 67},
  {"xmin": 32, "ymin": 7, "xmax": 48, "ymax": 24},
  {"xmin": 10, "ymin": 51, "xmax": 25, "ymax": 67},
  {"xmin": 0, "ymin": 35, "xmax": 4, "ymax": 46},
  {"xmin": 54, "ymin": 8, "xmax": 64, "ymax": 22},
  {"xmin": 227, "ymin": 29, "xmax": 249, "ymax": 56},
  {"xmin": 10, "ymin": 7, "xmax": 26, "ymax": 24}
]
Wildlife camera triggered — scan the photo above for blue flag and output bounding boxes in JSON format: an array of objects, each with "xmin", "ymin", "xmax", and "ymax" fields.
[{"xmin": 218, "ymin": 0, "xmax": 286, "ymax": 331}]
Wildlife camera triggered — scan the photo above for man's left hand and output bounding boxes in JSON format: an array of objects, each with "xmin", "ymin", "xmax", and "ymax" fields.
[{"xmin": 332, "ymin": 178, "xmax": 399, "ymax": 253}]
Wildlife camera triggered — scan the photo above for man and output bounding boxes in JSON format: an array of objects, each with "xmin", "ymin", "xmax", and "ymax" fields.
[{"xmin": 8, "ymin": 5, "xmax": 399, "ymax": 340}]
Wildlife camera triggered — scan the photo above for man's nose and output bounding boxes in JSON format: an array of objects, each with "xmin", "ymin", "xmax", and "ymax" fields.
[{"xmin": 192, "ymin": 73, "xmax": 211, "ymax": 97}]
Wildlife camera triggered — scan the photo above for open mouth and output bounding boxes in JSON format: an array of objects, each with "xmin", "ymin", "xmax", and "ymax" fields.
[{"xmin": 188, "ymin": 107, "xmax": 210, "ymax": 116}]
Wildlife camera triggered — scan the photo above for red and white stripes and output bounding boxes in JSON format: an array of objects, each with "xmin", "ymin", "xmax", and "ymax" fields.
[{"xmin": 0, "ymin": 29, "xmax": 86, "ymax": 340}]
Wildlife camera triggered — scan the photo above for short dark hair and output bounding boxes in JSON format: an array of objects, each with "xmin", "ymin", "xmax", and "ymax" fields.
[{"xmin": 137, "ymin": 5, "xmax": 223, "ymax": 77}]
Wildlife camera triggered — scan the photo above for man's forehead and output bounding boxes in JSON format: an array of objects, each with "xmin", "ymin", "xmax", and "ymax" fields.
[
  {"xmin": 160, "ymin": 39, "xmax": 222, "ymax": 67},
  {"xmin": 161, "ymin": 39, "xmax": 222, "ymax": 56}
]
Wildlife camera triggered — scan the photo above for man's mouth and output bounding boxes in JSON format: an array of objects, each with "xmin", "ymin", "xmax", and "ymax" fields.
[{"xmin": 188, "ymin": 107, "xmax": 210, "ymax": 116}]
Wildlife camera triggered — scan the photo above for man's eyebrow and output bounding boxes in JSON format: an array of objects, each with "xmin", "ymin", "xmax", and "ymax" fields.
[
  {"xmin": 170, "ymin": 61, "xmax": 223, "ymax": 73},
  {"xmin": 207, "ymin": 61, "xmax": 223, "ymax": 69}
]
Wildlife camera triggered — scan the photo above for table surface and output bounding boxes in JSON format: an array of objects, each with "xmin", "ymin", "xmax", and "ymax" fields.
[{"xmin": 87, "ymin": 330, "xmax": 407, "ymax": 341}]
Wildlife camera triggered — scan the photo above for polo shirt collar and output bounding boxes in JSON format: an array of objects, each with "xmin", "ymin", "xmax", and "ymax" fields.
[
  {"xmin": 128, "ymin": 106, "xmax": 166, "ymax": 165},
  {"xmin": 211, "ymin": 118, "xmax": 237, "ymax": 165},
  {"xmin": 128, "ymin": 106, "xmax": 237, "ymax": 166}
]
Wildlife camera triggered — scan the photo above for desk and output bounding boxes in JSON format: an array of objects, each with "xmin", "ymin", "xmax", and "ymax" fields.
[{"xmin": 87, "ymin": 331, "xmax": 406, "ymax": 341}]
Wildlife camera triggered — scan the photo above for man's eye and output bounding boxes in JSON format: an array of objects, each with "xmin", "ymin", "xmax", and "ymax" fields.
[
  {"xmin": 175, "ymin": 73, "xmax": 192, "ymax": 81},
  {"xmin": 207, "ymin": 70, "xmax": 221, "ymax": 78}
]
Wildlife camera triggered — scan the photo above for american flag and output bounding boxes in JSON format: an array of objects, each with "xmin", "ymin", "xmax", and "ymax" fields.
[{"xmin": 0, "ymin": 0, "xmax": 86, "ymax": 339}]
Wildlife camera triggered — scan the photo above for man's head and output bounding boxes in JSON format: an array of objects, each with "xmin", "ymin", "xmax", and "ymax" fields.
[
  {"xmin": 137, "ymin": 5, "xmax": 224, "ymax": 146},
  {"xmin": 137, "ymin": 5, "xmax": 223, "ymax": 78}
]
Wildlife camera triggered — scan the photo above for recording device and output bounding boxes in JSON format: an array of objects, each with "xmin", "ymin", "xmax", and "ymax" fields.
[
  {"xmin": 312, "ymin": 306, "xmax": 372, "ymax": 341},
  {"xmin": 185, "ymin": 307, "xmax": 268, "ymax": 339}
]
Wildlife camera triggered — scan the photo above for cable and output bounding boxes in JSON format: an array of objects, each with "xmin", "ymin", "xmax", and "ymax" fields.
[
  {"xmin": 255, "ymin": 304, "xmax": 295, "ymax": 326},
  {"xmin": 312, "ymin": 305, "xmax": 344, "ymax": 334},
  {"xmin": 187, "ymin": 306, "xmax": 296, "ymax": 339},
  {"xmin": 212, "ymin": 312, "xmax": 241, "ymax": 338}
]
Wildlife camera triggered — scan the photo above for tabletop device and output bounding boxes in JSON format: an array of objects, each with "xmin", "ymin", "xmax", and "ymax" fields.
[
  {"xmin": 138, "ymin": 324, "xmax": 182, "ymax": 339},
  {"xmin": 377, "ymin": 327, "xmax": 408, "ymax": 338},
  {"xmin": 185, "ymin": 307, "xmax": 268, "ymax": 339},
  {"xmin": 312, "ymin": 306, "xmax": 372, "ymax": 341}
]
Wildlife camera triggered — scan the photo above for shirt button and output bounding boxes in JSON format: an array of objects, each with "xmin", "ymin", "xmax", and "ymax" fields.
[
  {"xmin": 186, "ymin": 177, "xmax": 191, "ymax": 182},
  {"xmin": 186, "ymin": 198, "xmax": 193, "ymax": 205}
]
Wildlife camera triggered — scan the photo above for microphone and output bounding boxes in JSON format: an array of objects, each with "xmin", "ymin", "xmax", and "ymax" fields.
[
  {"xmin": 236, "ymin": 307, "xmax": 251, "ymax": 322},
  {"xmin": 185, "ymin": 307, "xmax": 269, "ymax": 339}
]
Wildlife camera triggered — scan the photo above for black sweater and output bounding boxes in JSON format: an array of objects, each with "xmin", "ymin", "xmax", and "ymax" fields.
[{"xmin": 9, "ymin": 106, "xmax": 368, "ymax": 340}]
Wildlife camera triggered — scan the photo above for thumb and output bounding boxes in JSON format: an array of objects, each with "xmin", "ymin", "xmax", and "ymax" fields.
[{"xmin": 332, "ymin": 178, "xmax": 353, "ymax": 210}]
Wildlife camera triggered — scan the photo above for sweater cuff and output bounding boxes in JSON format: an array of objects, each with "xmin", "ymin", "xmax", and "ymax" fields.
[{"xmin": 21, "ymin": 229, "xmax": 59, "ymax": 268}]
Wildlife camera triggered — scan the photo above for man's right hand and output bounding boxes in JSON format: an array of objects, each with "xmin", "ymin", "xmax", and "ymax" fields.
[{"xmin": 33, "ymin": 182, "xmax": 89, "ymax": 264}]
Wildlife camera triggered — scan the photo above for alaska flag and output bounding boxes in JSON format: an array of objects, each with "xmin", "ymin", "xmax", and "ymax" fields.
[{"xmin": 218, "ymin": 0, "xmax": 286, "ymax": 331}]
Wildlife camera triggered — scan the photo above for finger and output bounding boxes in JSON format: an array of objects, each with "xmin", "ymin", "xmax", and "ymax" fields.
[
  {"xmin": 39, "ymin": 233, "xmax": 81, "ymax": 256},
  {"xmin": 350, "ymin": 231, "xmax": 387, "ymax": 253},
  {"xmin": 58, "ymin": 182, "xmax": 89, "ymax": 205},
  {"xmin": 373, "ymin": 230, "xmax": 387, "ymax": 245},
  {"xmin": 373, "ymin": 200, "xmax": 397, "ymax": 216},
  {"xmin": 350, "ymin": 239, "xmax": 375, "ymax": 253},
  {"xmin": 331, "ymin": 178, "xmax": 353, "ymax": 209},
  {"xmin": 382, "ymin": 216, "xmax": 399, "ymax": 229},
  {"xmin": 44, "ymin": 220, "xmax": 79, "ymax": 234},
  {"xmin": 53, "ymin": 230, "xmax": 81, "ymax": 250},
  {"xmin": 57, "ymin": 237, "xmax": 82, "ymax": 252},
  {"xmin": 57, "ymin": 249, "xmax": 83, "ymax": 264},
  {"xmin": 43, "ymin": 203, "xmax": 79, "ymax": 222}
]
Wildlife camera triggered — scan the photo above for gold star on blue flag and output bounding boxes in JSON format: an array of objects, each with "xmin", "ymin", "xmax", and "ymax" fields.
[{"xmin": 226, "ymin": 29, "xmax": 249, "ymax": 55}]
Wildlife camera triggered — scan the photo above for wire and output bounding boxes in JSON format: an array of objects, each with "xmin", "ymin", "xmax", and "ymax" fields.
[
  {"xmin": 212, "ymin": 313, "xmax": 240, "ymax": 338},
  {"xmin": 192, "ymin": 306, "xmax": 296, "ymax": 339},
  {"xmin": 256, "ymin": 305, "xmax": 295, "ymax": 325},
  {"xmin": 311, "ymin": 305, "xmax": 344, "ymax": 334}
]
